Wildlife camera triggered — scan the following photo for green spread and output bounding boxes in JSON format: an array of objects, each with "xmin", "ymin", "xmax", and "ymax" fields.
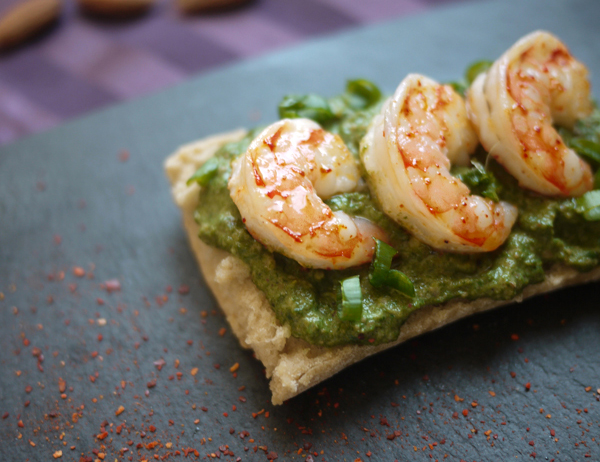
[{"xmin": 192, "ymin": 77, "xmax": 600, "ymax": 347}]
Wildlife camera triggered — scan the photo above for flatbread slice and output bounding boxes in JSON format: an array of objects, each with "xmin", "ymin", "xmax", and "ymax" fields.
[{"xmin": 165, "ymin": 129, "xmax": 600, "ymax": 405}]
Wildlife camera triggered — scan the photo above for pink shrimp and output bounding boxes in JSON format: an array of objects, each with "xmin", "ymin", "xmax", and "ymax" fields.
[
  {"xmin": 228, "ymin": 118, "xmax": 385, "ymax": 269},
  {"xmin": 361, "ymin": 74, "xmax": 517, "ymax": 252},
  {"xmin": 467, "ymin": 30, "xmax": 594, "ymax": 197}
]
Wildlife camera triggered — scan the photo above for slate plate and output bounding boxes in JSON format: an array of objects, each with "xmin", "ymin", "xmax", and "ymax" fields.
[{"xmin": 1, "ymin": 0, "xmax": 600, "ymax": 460}]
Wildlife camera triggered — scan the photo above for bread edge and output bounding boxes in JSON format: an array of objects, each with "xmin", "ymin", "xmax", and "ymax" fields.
[{"xmin": 164, "ymin": 129, "xmax": 600, "ymax": 405}]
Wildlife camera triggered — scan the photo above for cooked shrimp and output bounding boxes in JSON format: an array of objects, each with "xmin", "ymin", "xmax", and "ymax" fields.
[
  {"xmin": 467, "ymin": 30, "xmax": 593, "ymax": 197},
  {"xmin": 361, "ymin": 74, "xmax": 517, "ymax": 252},
  {"xmin": 228, "ymin": 118, "xmax": 385, "ymax": 269}
]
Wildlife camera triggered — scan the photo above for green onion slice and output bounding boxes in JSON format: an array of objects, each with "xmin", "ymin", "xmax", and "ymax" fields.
[
  {"xmin": 570, "ymin": 138, "xmax": 600, "ymax": 166},
  {"xmin": 346, "ymin": 79, "xmax": 382, "ymax": 109},
  {"xmin": 448, "ymin": 81, "xmax": 467, "ymax": 96},
  {"xmin": 339, "ymin": 276, "xmax": 363, "ymax": 322},
  {"xmin": 594, "ymin": 169, "xmax": 600, "ymax": 190},
  {"xmin": 278, "ymin": 94, "xmax": 336, "ymax": 124},
  {"xmin": 465, "ymin": 60, "xmax": 493, "ymax": 85},
  {"xmin": 454, "ymin": 160, "xmax": 500, "ymax": 202},
  {"xmin": 369, "ymin": 239, "xmax": 415, "ymax": 297},
  {"xmin": 578, "ymin": 190, "xmax": 600, "ymax": 221},
  {"xmin": 369, "ymin": 238, "xmax": 397, "ymax": 287},
  {"xmin": 186, "ymin": 158, "xmax": 219, "ymax": 186},
  {"xmin": 385, "ymin": 270, "xmax": 416, "ymax": 298}
]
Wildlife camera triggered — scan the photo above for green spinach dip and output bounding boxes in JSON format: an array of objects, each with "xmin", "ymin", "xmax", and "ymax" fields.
[{"xmin": 192, "ymin": 75, "xmax": 600, "ymax": 347}]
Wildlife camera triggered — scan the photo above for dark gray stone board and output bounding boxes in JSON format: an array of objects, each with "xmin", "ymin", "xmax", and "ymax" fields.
[{"xmin": 1, "ymin": 0, "xmax": 599, "ymax": 460}]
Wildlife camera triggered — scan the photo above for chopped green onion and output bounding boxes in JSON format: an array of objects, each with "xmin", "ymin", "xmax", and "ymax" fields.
[
  {"xmin": 345, "ymin": 79, "xmax": 381, "ymax": 109},
  {"xmin": 446, "ymin": 60, "xmax": 492, "ymax": 98},
  {"xmin": 577, "ymin": 190, "xmax": 600, "ymax": 221},
  {"xmin": 570, "ymin": 138, "xmax": 600, "ymax": 166},
  {"xmin": 339, "ymin": 276, "xmax": 363, "ymax": 322},
  {"xmin": 453, "ymin": 160, "xmax": 500, "ymax": 202},
  {"xmin": 369, "ymin": 239, "xmax": 397, "ymax": 287},
  {"xmin": 448, "ymin": 81, "xmax": 467, "ymax": 96},
  {"xmin": 186, "ymin": 158, "xmax": 219, "ymax": 186},
  {"xmin": 278, "ymin": 94, "xmax": 336, "ymax": 124},
  {"xmin": 465, "ymin": 60, "xmax": 493, "ymax": 85},
  {"xmin": 572, "ymin": 108, "xmax": 600, "ymax": 141},
  {"xmin": 369, "ymin": 238, "xmax": 415, "ymax": 297},
  {"xmin": 557, "ymin": 126, "xmax": 573, "ymax": 146},
  {"xmin": 594, "ymin": 169, "xmax": 600, "ymax": 190},
  {"xmin": 385, "ymin": 270, "xmax": 416, "ymax": 298}
]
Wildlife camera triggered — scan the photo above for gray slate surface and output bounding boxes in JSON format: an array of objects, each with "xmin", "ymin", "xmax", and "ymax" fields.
[{"xmin": 1, "ymin": 0, "xmax": 599, "ymax": 460}]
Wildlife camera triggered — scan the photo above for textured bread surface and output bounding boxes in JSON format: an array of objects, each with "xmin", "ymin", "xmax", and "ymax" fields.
[{"xmin": 165, "ymin": 130, "xmax": 600, "ymax": 405}]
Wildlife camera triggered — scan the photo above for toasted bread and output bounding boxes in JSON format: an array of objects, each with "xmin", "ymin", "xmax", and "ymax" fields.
[{"xmin": 165, "ymin": 130, "xmax": 600, "ymax": 405}]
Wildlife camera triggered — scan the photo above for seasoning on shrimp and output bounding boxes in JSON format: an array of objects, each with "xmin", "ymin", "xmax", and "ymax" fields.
[
  {"xmin": 228, "ymin": 118, "xmax": 386, "ymax": 269},
  {"xmin": 467, "ymin": 30, "xmax": 593, "ymax": 197},
  {"xmin": 361, "ymin": 74, "xmax": 517, "ymax": 252}
]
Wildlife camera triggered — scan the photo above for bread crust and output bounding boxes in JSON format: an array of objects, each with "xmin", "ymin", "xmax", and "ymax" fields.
[{"xmin": 165, "ymin": 129, "xmax": 600, "ymax": 405}]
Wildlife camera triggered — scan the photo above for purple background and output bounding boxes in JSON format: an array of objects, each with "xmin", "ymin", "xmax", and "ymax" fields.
[{"xmin": 0, "ymin": 0, "xmax": 466, "ymax": 146}]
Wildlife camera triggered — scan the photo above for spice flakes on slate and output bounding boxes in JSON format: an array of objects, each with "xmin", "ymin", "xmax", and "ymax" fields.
[{"xmin": 2, "ymin": 231, "xmax": 599, "ymax": 460}]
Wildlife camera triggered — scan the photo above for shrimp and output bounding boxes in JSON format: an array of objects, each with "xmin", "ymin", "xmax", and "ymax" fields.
[
  {"xmin": 228, "ymin": 118, "xmax": 385, "ymax": 270},
  {"xmin": 361, "ymin": 74, "xmax": 517, "ymax": 252},
  {"xmin": 466, "ymin": 30, "xmax": 594, "ymax": 197}
]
